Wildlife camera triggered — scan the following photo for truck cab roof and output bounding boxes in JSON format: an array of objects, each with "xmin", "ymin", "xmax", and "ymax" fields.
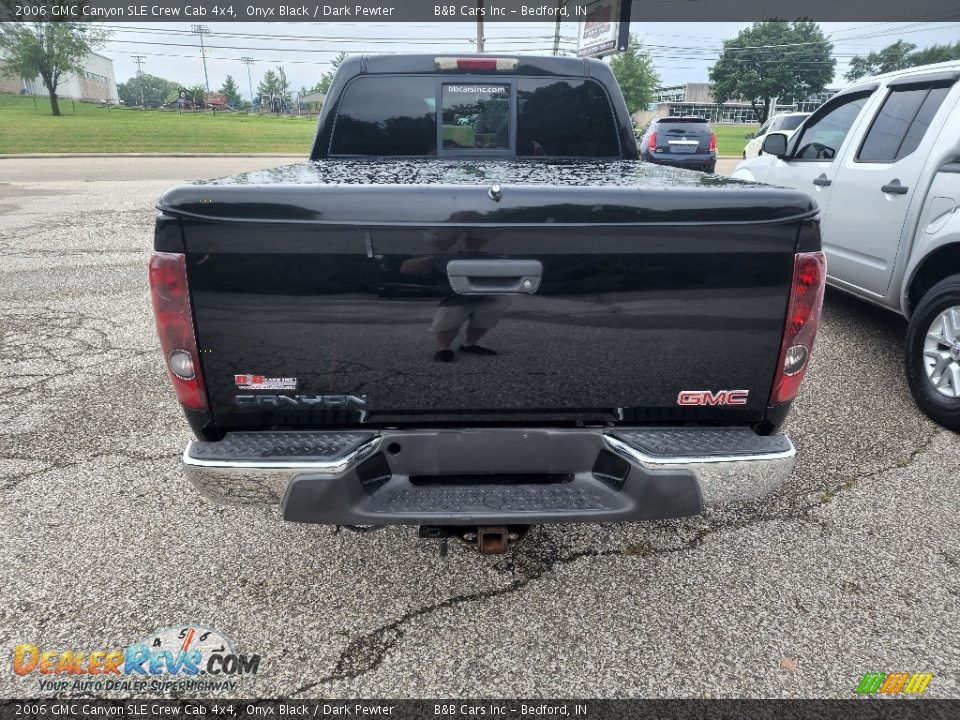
[{"xmin": 338, "ymin": 53, "xmax": 606, "ymax": 78}]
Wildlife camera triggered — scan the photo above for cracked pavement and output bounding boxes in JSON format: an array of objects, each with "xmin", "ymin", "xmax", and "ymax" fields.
[{"xmin": 1, "ymin": 157, "xmax": 958, "ymax": 699}]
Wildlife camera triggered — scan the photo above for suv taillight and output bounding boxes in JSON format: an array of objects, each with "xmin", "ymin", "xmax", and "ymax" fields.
[
  {"xmin": 149, "ymin": 252, "xmax": 208, "ymax": 411},
  {"xmin": 709, "ymin": 132, "xmax": 718, "ymax": 152},
  {"xmin": 770, "ymin": 252, "xmax": 826, "ymax": 405},
  {"xmin": 649, "ymin": 131, "xmax": 657, "ymax": 151}
]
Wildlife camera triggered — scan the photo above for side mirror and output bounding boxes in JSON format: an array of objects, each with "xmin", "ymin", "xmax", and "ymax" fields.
[
  {"xmin": 762, "ymin": 132, "xmax": 789, "ymax": 158},
  {"xmin": 744, "ymin": 132, "xmax": 754, "ymax": 139}
]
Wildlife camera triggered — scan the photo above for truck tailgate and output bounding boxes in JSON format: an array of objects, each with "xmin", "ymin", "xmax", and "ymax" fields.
[{"xmin": 158, "ymin": 161, "xmax": 816, "ymax": 429}]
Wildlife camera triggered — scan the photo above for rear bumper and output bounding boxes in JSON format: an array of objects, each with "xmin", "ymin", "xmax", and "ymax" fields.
[
  {"xmin": 182, "ymin": 427, "xmax": 795, "ymax": 525},
  {"xmin": 647, "ymin": 154, "xmax": 716, "ymax": 170}
]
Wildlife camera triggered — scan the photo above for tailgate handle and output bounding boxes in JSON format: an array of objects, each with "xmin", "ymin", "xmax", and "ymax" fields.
[{"xmin": 446, "ymin": 259, "xmax": 543, "ymax": 295}]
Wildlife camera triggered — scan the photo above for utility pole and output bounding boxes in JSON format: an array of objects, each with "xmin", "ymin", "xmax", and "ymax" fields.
[
  {"xmin": 241, "ymin": 57, "xmax": 255, "ymax": 105},
  {"xmin": 131, "ymin": 55, "xmax": 146, "ymax": 107},
  {"xmin": 475, "ymin": 0, "xmax": 484, "ymax": 52},
  {"xmin": 552, "ymin": 0, "xmax": 568, "ymax": 55},
  {"xmin": 277, "ymin": 66, "xmax": 288, "ymax": 113},
  {"xmin": 191, "ymin": 24, "xmax": 211, "ymax": 92}
]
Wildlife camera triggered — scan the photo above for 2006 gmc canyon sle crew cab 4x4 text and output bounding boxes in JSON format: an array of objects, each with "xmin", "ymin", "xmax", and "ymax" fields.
[{"xmin": 150, "ymin": 54, "xmax": 825, "ymax": 553}]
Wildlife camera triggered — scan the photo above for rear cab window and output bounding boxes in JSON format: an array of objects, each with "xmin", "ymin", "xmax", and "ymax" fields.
[
  {"xmin": 517, "ymin": 78, "xmax": 619, "ymax": 157},
  {"xmin": 442, "ymin": 83, "xmax": 511, "ymax": 151},
  {"xmin": 330, "ymin": 74, "xmax": 620, "ymax": 158},
  {"xmin": 330, "ymin": 76, "xmax": 437, "ymax": 156}
]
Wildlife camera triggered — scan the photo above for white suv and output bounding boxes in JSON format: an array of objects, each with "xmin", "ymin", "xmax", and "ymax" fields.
[
  {"xmin": 734, "ymin": 61, "xmax": 960, "ymax": 430},
  {"xmin": 743, "ymin": 112, "xmax": 810, "ymax": 159}
]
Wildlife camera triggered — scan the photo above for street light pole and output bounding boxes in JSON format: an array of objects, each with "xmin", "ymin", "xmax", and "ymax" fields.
[
  {"xmin": 241, "ymin": 57, "xmax": 255, "ymax": 106},
  {"xmin": 191, "ymin": 24, "xmax": 211, "ymax": 93},
  {"xmin": 131, "ymin": 55, "xmax": 146, "ymax": 107}
]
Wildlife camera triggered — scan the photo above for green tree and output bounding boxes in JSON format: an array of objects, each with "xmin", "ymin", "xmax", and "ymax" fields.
[
  {"xmin": 845, "ymin": 40, "xmax": 960, "ymax": 81},
  {"xmin": 844, "ymin": 40, "xmax": 916, "ymax": 81},
  {"xmin": 709, "ymin": 21, "xmax": 835, "ymax": 125},
  {"xmin": 0, "ymin": 20, "xmax": 111, "ymax": 116},
  {"xmin": 256, "ymin": 69, "xmax": 279, "ymax": 97},
  {"xmin": 313, "ymin": 51, "xmax": 348, "ymax": 95},
  {"xmin": 608, "ymin": 34, "xmax": 660, "ymax": 115},
  {"xmin": 184, "ymin": 83, "xmax": 206, "ymax": 105},
  {"xmin": 910, "ymin": 40, "xmax": 960, "ymax": 66},
  {"xmin": 219, "ymin": 74, "xmax": 241, "ymax": 106},
  {"xmin": 275, "ymin": 65, "xmax": 292, "ymax": 107},
  {"xmin": 117, "ymin": 73, "xmax": 178, "ymax": 107}
]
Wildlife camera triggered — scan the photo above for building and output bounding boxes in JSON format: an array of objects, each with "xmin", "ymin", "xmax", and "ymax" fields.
[
  {"xmin": 0, "ymin": 50, "xmax": 118, "ymax": 104},
  {"xmin": 634, "ymin": 83, "xmax": 839, "ymax": 126}
]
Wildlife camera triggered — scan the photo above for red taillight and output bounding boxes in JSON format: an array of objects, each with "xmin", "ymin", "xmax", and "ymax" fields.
[
  {"xmin": 149, "ymin": 252, "xmax": 208, "ymax": 411},
  {"xmin": 649, "ymin": 131, "xmax": 657, "ymax": 151},
  {"xmin": 709, "ymin": 132, "xmax": 718, "ymax": 152},
  {"xmin": 770, "ymin": 252, "xmax": 826, "ymax": 405},
  {"xmin": 434, "ymin": 57, "xmax": 518, "ymax": 72}
]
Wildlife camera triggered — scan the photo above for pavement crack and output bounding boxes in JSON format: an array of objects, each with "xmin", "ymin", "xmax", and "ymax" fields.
[
  {"xmin": 289, "ymin": 535, "xmax": 625, "ymax": 695},
  {"xmin": 289, "ymin": 429, "xmax": 952, "ymax": 694}
]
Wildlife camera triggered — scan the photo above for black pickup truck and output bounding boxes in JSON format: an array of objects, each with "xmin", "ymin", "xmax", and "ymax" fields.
[{"xmin": 150, "ymin": 54, "xmax": 825, "ymax": 553}]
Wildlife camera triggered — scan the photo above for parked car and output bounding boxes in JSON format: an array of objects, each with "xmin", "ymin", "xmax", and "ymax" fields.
[
  {"xmin": 733, "ymin": 61, "xmax": 960, "ymax": 430},
  {"xmin": 743, "ymin": 112, "xmax": 810, "ymax": 159},
  {"xmin": 638, "ymin": 116, "xmax": 717, "ymax": 172},
  {"xmin": 151, "ymin": 54, "xmax": 824, "ymax": 553}
]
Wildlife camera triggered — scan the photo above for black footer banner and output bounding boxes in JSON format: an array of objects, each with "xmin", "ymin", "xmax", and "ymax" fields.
[{"xmin": 2, "ymin": 700, "xmax": 960, "ymax": 720}]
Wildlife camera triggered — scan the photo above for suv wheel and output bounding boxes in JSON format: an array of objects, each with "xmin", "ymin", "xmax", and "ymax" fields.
[{"xmin": 905, "ymin": 274, "xmax": 960, "ymax": 430}]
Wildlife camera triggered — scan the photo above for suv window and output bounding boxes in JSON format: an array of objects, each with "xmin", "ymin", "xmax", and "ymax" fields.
[
  {"xmin": 331, "ymin": 76, "xmax": 437, "ymax": 156},
  {"xmin": 516, "ymin": 78, "xmax": 618, "ymax": 157},
  {"xmin": 780, "ymin": 115, "xmax": 807, "ymax": 131},
  {"xmin": 792, "ymin": 93, "xmax": 871, "ymax": 160},
  {"xmin": 857, "ymin": 85, "xmax": 950, "ymax": 163}
]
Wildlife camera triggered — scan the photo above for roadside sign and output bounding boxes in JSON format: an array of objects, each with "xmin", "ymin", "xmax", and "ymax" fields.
[
  {"xmin": 204, "ymin": 92, "xmax": 227, "ymax": 107},
  {"xmin": 576, "ymin": 0, "xmax": 632, "ymax": 58}
]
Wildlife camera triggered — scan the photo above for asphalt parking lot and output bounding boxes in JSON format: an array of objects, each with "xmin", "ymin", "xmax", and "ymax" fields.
[{"xmin": 0, "ymin": 157, "xmax": 957, "ymax": 699}]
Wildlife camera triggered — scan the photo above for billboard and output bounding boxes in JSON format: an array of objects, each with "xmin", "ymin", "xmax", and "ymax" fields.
[{"xmin": 576, "ymin": 0, "xmax": 632, "ymax": 58}]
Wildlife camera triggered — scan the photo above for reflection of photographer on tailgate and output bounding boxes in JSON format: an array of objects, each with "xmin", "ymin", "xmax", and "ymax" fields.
[{"xmin": 399, "ymin": 228, "xmax": 510, "ymax": 363}]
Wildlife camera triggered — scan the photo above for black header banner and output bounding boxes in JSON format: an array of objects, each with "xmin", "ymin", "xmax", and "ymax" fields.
[
  {"xmin": 2, "ymin": 0, "xmax": 960, "ymax": 22},
  {"xmin": 1, "ymin": 700, "xmax": 960, "ymax": 720}
]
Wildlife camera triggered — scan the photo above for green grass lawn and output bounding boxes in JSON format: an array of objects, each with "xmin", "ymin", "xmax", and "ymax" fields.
[
  {"xmin": 2, "ymin": 92, "xmax": 761, "ymax": 157},
  {"xmin": 0, "ymin": 93, "xmax": 316, "ymax": 153},
  {"xmin": 713, "ymin": 124, "xmax": 760, "ymax": 157}
]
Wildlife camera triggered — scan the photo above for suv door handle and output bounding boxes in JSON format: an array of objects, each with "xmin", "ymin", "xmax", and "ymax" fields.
[
  {"xmin": 881, "ymin": 179, "xmax": 909, "ymax": 195},
  {"xmin": 812, "ymin": 174, "xmax": 832, "ymax": 187}
]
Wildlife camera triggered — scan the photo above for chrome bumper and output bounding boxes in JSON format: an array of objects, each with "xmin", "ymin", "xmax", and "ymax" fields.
[
  {"xmin": 183, "ymin": 436, "xmax": 381, "ymax": 506},
  {"xmin": 602, "ymin": 435, "xmax": 795, "ymax": 505},
  {"xmin": 182, "ymin": 427, "xmax": 795, "ymax": 516}
]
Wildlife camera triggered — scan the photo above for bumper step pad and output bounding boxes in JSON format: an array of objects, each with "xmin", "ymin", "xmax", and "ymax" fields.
[
  {"xmin": 188, "ymin": 431, "xmax": 376, "ymax": 462},
  {"xmin": 370, "ymin": 484, "xmax": 616, "ymax": 515},
  {"xmin": 281, "ymin": 428, "xmax": 703, "ymax": 525},
  {"xmin": 609, "ymin": 427, "xmax": 792, "ymax": 459}
]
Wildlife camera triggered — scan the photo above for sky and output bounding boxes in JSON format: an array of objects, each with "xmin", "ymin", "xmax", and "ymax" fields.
[{"xmin": 98, "ymin": 21, "xmax": 960, "ymax": 97}]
